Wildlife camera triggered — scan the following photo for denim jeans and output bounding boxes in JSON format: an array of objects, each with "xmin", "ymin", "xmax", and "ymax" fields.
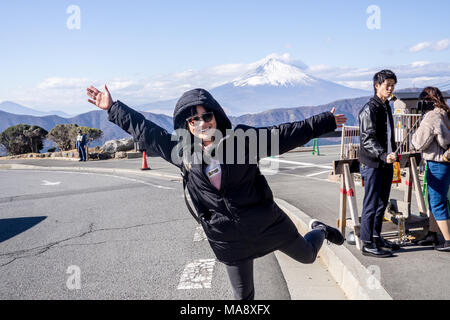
[
  {"xmin": 427, "ymin": 161, "xmax": 450, "ymax": 221},
  {"xmin": 77, "ymin": 145, "xmax": 86, "ymax": 161}
]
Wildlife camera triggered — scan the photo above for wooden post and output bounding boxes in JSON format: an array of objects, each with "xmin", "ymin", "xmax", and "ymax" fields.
[
  {"xmin": 410, "ymin": 157, "xmax": 426, "ymax": 215},
  {"xmin": 343, "ymin": 163, "xmax": 361, "ymax": 250},
  {"xmin": 338, "ymin": 175, "xmax": 347, "ymax": 234}
]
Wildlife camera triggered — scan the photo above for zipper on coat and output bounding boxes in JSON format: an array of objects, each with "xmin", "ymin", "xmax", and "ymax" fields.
[{"xmin": 219, "ymin": 164, "xmax": 238, "ymax": 222}]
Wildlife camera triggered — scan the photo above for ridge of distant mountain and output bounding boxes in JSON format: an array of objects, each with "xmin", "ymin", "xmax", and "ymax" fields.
[
  {"xmin": 0, "ymin": 109, "xmax": 173, "ymax": 147},
  {"xmin": 2, "ymin": 88, "xmax": 448, "ymax": 155},
  {"xmin": 0, "ymin": 101, "xmax": 73, "ymax": 118}
]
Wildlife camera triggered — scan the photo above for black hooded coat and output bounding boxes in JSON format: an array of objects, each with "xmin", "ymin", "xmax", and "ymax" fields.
[{"xmin": 107, "ymin": 88, "xmax": 337, "ymax": 264}]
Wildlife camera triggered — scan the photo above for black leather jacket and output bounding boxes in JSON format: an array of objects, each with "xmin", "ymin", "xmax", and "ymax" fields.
[{"xmin": 358, "ymin": 95, "xmax": 397, "ymax": 168}]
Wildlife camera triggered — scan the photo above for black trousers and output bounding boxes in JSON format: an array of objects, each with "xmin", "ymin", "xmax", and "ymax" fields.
[
  {"xmin": 223, "ymin": 229, "xmax": 325, "ymax": 300},
  {"xmin": 360, "ymin": 163, "xmax": 393, "ymax": 243}
]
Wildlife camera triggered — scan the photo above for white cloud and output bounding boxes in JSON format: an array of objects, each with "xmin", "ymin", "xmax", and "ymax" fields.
[
  {"xmin": 37, "ymin": 77, "xmax": 91, "ymax": 89},
  {"xmin": 410, "ymin": 39, "xmax": 450, "ymax": 53},
  {"xmin": 409, "ymin": 41, "xmax": 432, "ymax": 53},
  {"xmin": 336, "ymin": 81, "xmax": 373, "ymax": 90},
  {"xmin": 5, "ymin": 53, "xmax": 450, "ymax": 114},
  {"xmin": 306, "ymin": 61, "xmax": 450, "ymax": 91},
  {"xmin": 410, "ymin": 61, "xmax": 431, "ymax": 67},
  {"xmin": 434, "ymin": 39, "xmax": 450, "ymax": 51}
]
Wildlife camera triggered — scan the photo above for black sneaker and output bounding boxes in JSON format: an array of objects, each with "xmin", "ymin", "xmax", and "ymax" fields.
[
  {"xmin": 376, "ymin": 237, "xmax": 401, "ymax": 251},
  {"xmin": 414, "ymin": 232, "xmax": 439, "ymax": 246},
  {"xmin": 435, "ymin": 241, "xmax": 450, "ymax": 252},
  {"xmin": 309, "ymin": 219, "xmax": 345, "ymax": 245},
  {"xmin": 361, "ymin": 242, "xmax": 393, "ymax": 258}
]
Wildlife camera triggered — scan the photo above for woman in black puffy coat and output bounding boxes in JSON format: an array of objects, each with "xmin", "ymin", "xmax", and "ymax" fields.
[{"xmin": 86, "ymin": 85, "xmax": 346, "ymax": 300}]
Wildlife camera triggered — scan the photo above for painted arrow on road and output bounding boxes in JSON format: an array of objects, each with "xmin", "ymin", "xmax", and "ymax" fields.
[{"xmin": 41, "ymin": 180, "xmax": 61, "ymax": 186}]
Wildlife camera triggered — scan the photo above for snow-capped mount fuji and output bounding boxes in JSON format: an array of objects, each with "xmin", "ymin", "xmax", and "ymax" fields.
[
  {"xmin": 138, "ymin": 56, "xmax": 370, "ymax": 115},
  {"xmin": 232, "ymin": 57, "xmax": 319, "ymax": 87},
  {"xmin": 208, "ymin": 57, "xmax": 370, "ymax": 115}
]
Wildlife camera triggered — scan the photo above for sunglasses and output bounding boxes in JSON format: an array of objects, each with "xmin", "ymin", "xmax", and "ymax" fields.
[{"xmin": 186, "ymin": 112, "xmax": 214, "ymax": 125}]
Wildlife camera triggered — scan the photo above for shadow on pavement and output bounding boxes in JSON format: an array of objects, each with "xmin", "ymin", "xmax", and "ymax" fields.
[{"xmin": 0, "ymin": 216, "xmax": 47, "ymax": 243}]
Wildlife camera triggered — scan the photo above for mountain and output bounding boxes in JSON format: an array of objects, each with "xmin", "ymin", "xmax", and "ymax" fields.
[
  {"xmin": 0, "ymin": 109, "xmax": 173, "ymax": 149},
  {"xmin": 0, "ymin": 94, "xmax": 368, "ymax": 152},
  {"xmin": 0, "ymin": 101, "xmax": 73, "ymax": 118},
  {"xmin": 229, "ymin": 96, "xmax": 370, "ymax": 128},
  {"xmin": 138, "ymin": 57, "xmax": 370, "ymax": 115}
]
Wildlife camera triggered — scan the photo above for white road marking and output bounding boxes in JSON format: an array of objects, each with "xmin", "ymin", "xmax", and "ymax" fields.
[
  {"xmin": 260, "ymin": 169, "xmax": 333, "ymax": 183},
  {"xmin": 177, "ymin": 259, "xmax": 216, "ymax": 290},
  {"xmin": 260, "ymin": 158, "xmax": 332, "ymax": 169},
  {"xmin": 306, "ymin": 170, "xmax": 331, "ymax": 177},
  {"xmin": 193, "ymin": 226, "xmax": 207, "ymax": 242},
  {"xmin": 108, "ymin": 174, "xmax": 174, "ymax": 190},
  {"xmin": 21, "ymin": 170, "xmax": 175, "ymax": 190},
  {"xmin": 41, "ymin": 180, "xmax": 61, "ymax": 186}
]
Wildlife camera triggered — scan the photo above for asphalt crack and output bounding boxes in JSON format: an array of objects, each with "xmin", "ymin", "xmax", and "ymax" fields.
[{"xmin": 0, "ymin": 218, "xmax": 191, "ymax": 267}]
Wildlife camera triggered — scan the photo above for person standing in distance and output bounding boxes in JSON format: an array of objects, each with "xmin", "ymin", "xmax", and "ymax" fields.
[
  {"xmin": 76, "ymin": 129, "xmax": 87, "ymax": 162},
  {"xmin": 358, "ymin": 70, "xmax": 401, "ymax": 258}
]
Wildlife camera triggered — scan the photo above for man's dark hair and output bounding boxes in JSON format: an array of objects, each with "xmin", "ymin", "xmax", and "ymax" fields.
[{"xmin": 373, "ymin": 69, "xmax": 397, "ymax": 94}]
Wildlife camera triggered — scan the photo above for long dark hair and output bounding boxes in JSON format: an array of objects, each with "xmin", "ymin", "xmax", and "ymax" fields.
[{"xmin": 420, "ymin": 87, "xmax": 450, "ymax": 118}]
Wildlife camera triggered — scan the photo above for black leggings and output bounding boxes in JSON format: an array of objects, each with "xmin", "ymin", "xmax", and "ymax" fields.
[{"xmin": 224, "ymin": 229, "xmax": 325, "ymax": 300}]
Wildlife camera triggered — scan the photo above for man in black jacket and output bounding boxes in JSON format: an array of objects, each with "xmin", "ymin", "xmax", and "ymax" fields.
[{"xmin": 359, "ymin": 70, "xmax": 400, "ymax": 258}]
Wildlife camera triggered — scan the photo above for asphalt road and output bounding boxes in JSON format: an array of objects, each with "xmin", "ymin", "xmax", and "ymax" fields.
[
  {"xmin": 0, "ymin": 169, "xmax": 289, "ymax": 300},
  {"xmin": 2, "ymin": 144, "xmax": 449, "ymax": 300}
]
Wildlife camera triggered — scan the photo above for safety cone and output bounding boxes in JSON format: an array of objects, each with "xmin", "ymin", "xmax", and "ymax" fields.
[{"xmin": 141, "ymin": 151, "xmax": 151, "ymax": 170}]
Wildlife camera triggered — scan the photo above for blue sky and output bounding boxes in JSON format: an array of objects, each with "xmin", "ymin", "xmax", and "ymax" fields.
[{"xmin": 1, "ymin": 0, "xmax": 449, "ymax": 113}]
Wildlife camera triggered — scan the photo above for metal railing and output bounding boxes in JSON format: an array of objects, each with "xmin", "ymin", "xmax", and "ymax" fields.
[
  {"xmin": 340, "ymin": 126, "xmax": 360, "ymax": 160},
  {"xmin": 393, "ymin": 114, "xmax": 423, "ymax": 154},
  {"xmin": 339, "ymin": 114, "xmax": 424, "ymax": 160}
]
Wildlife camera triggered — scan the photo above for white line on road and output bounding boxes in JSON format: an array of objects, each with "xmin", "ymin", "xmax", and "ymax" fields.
[
  {"xmin": 260, "ymin": 158, "xmax": 333, "ymax": 169},
  {"xmin": 260, "ymin": 169, "xmax": 334, "ymax": 183},
  {"xmin": 177, "ymin": 259, "xmax": 216, "ymax": 290},
  {"xmin": 17, "ymin": 169, "xmax": 175, "ymax": 190},
  {"xmin": 306, "ymin": 170, "xmax": 331, "ymax": 177}
]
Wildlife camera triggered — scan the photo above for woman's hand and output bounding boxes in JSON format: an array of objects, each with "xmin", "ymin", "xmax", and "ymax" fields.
[
  {"xmin": 86, "ymin": 85, "xmax": 113, "ymax": 110},
  {"xmin": 331, "ymin": 107, "xmax": 347, "ymax": 128}
]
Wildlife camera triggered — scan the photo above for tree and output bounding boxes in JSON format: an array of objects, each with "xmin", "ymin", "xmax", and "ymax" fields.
[
  {"xmin": 0, "ymin": 124, "xmax": 48, "ymax": 155},
  {"xmin": 47, "ymin": 124, "xmax": 103, "ymax": 151},
  {"xmin": 77, "ymin": 126, "xmax": 103, "ymax": 146},
  {"xmin": 47, "ymin": 124, "xmax": 78, "ymax": 151}
]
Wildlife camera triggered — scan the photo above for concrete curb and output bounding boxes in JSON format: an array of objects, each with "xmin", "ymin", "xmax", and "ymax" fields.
[
  {"xmin": 274, "ymin": 198, "xmax": 393, "ymax": 300},
  {"xmin": 0, "ymin": 163, "xmax": 181, "ymax": 181}
]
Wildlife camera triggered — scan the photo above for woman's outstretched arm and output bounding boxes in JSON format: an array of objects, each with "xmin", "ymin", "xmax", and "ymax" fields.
[
  {"xmin": 86, "ymin": 85, "xmax": 181, "ymax": 168},
  {"xmin": 234, "ymin": 108, "xmax": 346, "ymax": 161}
]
